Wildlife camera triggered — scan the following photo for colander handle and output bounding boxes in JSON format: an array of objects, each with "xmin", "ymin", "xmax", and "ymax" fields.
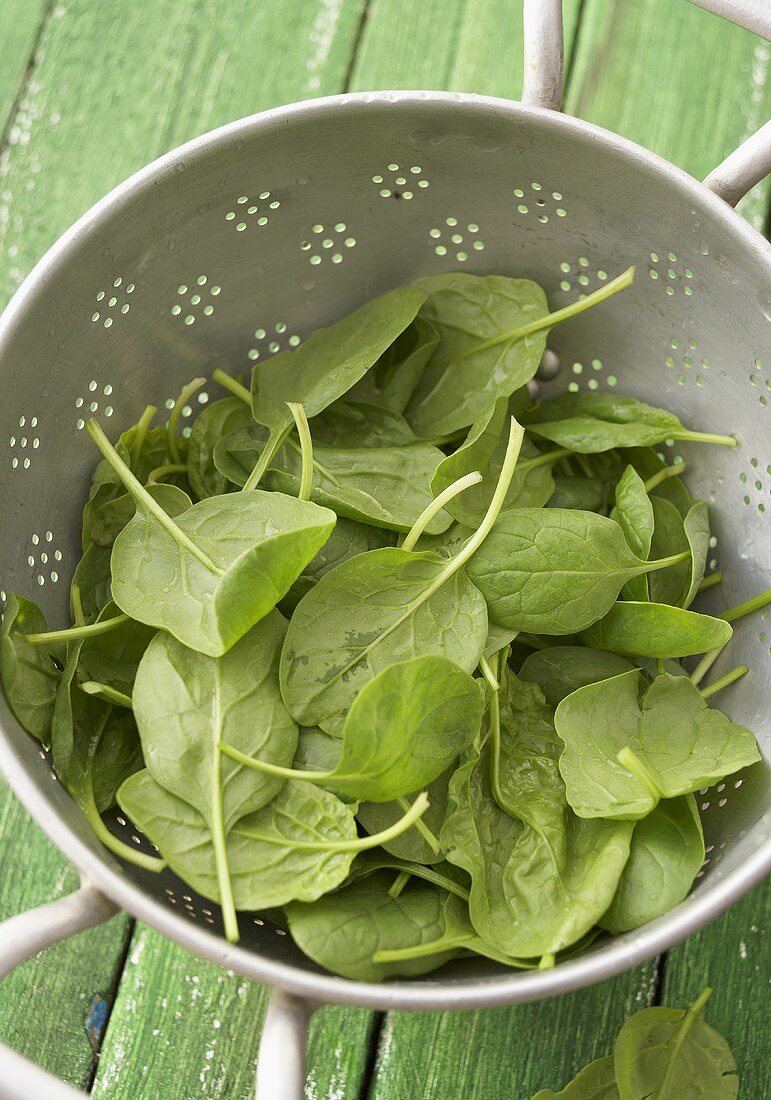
[
  {"xmin": 523, "ymin": 0, "xmax": 771, "ymax": 206},
  {"xmin": 0, "ymin": 881, "xmax": 118, "ymax": 1100},
  {"xmin": 255, "ymin": 988, "xmax": 319, "ymax": 1100}
]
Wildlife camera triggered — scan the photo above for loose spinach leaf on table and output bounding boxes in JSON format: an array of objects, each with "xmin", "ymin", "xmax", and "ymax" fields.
[
  {"xmin": 217, "ymin": 423, "xmax": 451, "ymax": 533},
  {"xmin": 599, "ymin": 794, "xmax": 704, "ymax": 934},
  {"xmin": 285, "ymin": 873, "xmax": 463, "ymax": 981},
  {"xmin": 532, "ymin": 988, "xmax": 737, "ymax": 1100},
  {"xmin": 466, "ymin": 509, "xmax": 684, "ymax": 634},
  {"xmin": 346, "ymin": 318, "xmax": 439, "ymax": 412},
  {"xmin": 613, "ymin": 989, "xmax": 738, "ymax": 1100},
  {"xmin": 0, "ymin": 594, "xmax": 62, "ymax": 743},
  {"xmin": 445, "ymin": 665, "xmax": 632, "ymax": 957},
  {"xmin": 532, "ymin": 1056, "xmax": 619, "ymax": 1100},
  {"xmin": 580, "ymin": 601, "xmax": 732, "ymax": 658},
  {"xmin": 555, "ymin": 669, "xmax": 760, "ymax": 819},
  {"xmin": 519, "ymin": 646, "xmax": 635, "ymax": 707},
  {"xmin": 526, "ymin": 393, "xmax": 735, "ymax": 452},
  {"xmin": 119, "ymin": 771, "xmax": 359, "ymax": 912},
  {"xmin": 186, "ymin": 396, "xmax": 254, "ymax": 499},
  {"xmin": 89, "ymin": 419, "xmax": 336, "ymax": 656},
  {"xmin": 248, "ymin": 286, "xmax": 426, "ymax": 485}
]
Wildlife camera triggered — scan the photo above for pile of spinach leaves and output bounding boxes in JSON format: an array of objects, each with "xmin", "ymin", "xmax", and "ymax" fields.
[{"xmin": 1, "ymin": 268, "xmax": 764, "ymax": 976}]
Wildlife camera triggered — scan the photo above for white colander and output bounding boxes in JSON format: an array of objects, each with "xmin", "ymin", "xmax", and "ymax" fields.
[{"xmin": 0, "ymin": 2, "xmax": 769, "ymax": 1098}]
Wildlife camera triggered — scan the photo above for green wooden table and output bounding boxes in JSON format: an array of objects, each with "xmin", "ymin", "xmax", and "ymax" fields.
[{"xmin": 0, "ymin": 1, "xmax": 768, "ymax": 1096}]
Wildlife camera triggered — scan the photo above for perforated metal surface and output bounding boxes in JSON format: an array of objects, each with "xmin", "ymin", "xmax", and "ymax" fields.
[{"xmin": 0, "ymin": 93, "xmax": 769, "ymax": 1009}]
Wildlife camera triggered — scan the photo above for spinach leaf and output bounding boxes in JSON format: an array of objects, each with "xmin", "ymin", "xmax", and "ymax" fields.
[
  {"xmin": 81, "ymin": 415, "xmax": 170, "ymax": 548},
  {"xmin": 131, "ymin": 612, "xmax": 299, "ymax": 937},
  {"xmin": 519, "ymin": 646, "xmax": 635, "ymax": 707},
  {"xmin": 527, "ymin": 393, "xmax": 735, "ymax": 452},
  {"xmin": 611, "ymin": 466, "xmax": 653, "ymax": 602},
  {"xmin": 280, "ymin": 518, "xmax": 392, "ymax": 616},
  {"xmin": 579, "ymin": 602, "xmax": 732, "ymax": 658},
  {"xmin": 347, "ymin": 318, "xmax": 439, "ymax": 412},
  {"xmin": 223, "ymin": 655, "xmax": 484, "ymax": 802},
  {"xmin": 292, "ymin": 726, "xmax": 342, "ymax": 774},
  {"xmin": 248, "ymin": 286, "xmax": 426, "ymax": 487},
  {"xmin": 532, "ymin": 1056, "xmax": 619, "ymax": 1100},
  {"xmin": 311, "ymin": 401, "xmax": 420, "ymax": 447},
  {"xmin": 549, "ymin": 475, "xmax": 607, "ymax": 513},
  {"xmin": 285, "ymin": 873, "xmax": 462, "ymax": 980},
  {"xmin": 466, "ymin": 509, "xmax": 685, "ymax": 634},
  {"xmin": 281, "ymin": 548, "xmax": 487, "ymax": 734},
  {"xmin": 0, "ymin": 594, "xmax": 62, "ymax": 743},
  {"xmin": 555, "ymin": 670, "xmax": 760, "ymax": 819},
  {"xmin": 417, "ymin": 520, "xmax": 474, "ymax": 559},
  {"xmin": 681, "ymin": 501, "xmax": 710, "ymax": 608},
  {"xmin": 119, "ymin": 771, "xmax": 359, "ymax": 912},
  {"xmin": 215, "ymin": 424, "xmax": 450, "ymax": 533},
  {"xmin": 480, "ymin": 666, "xmax": 632, "ymax": 956},
  {"xmin": 405, "ymin": 270, "xmax": 632, "ymax": 439},
  {"xmin": 186, "ymin": 396, "xmax": 254, "ymax": 499},
  {"xmin": 88, "ymin": 483, "xmax": 191, "ymax": 548},
  {"xmin": 89, "ymin": 420, "xmax": 336, "ymax": 656},
  {"xmin": 371, "ymin": 890, "xmax": 534, "ymax": 970},
  {"xmin": 71, "ymin": 542, "xmax": 113, "ymax": 625},
  {"xmin": 599, "ymin": 794, "xmax": 704, "ymax": 934},
  {"xmin": 622, "ymin": 447, "xmax": 696, "ymax": 517},
  {"xmin": 346, "ymin": 853, "xmax": 470, "ymax": 898},
  {"xmin": 613, "ymin": 989, "xmax": 738, "ymax": 1099},
  {"xmin": 431, "ymin": 399, "xmax": 561, "ymax": 526},
  {"xmin": 356, "ymin": 768, "xmax": 453, "ymax": 864},
  {"xmin": 647, "ymin": 497, "xmax": 690, "ymax": 606},
  {"xmin": 281, "ymin": 418, "xmax": 524, "ymax": 733}
]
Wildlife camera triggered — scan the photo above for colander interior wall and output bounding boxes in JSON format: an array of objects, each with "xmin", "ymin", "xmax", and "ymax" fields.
[{"xmin": 1, "ymin": 95, "xmax": 769, "ymax": 979}]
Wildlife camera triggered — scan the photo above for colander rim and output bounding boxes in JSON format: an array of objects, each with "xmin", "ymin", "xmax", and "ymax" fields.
[{"xmin": 1, "ymin": 88, "xmax": 769, "ymax": 1010}]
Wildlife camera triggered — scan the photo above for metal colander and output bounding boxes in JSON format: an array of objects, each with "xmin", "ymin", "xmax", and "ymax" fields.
[{"xmin": 1, "ymin": 2, "xmax": 770, "ymax": 1098}]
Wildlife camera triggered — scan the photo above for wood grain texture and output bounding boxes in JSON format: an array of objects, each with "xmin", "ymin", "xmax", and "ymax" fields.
[
  {"xmin": 567, "ymin": 0, "xmax": 771, "ymax": 225},
  {"xmin": 0, "ymin": 0, "xmax": 49, "ymax": 134},
  {"xmin": 661, "ymin": 881, "xmax": 769, "ymax": 1100},
  {"xmin": 0, "ymin": 0, "xmax": 369, "ymax": 1092},
  {"xmin": 0, "ymin": 789, "xmax": 132, "ymax": 1087},
  {"xmin": 370, "ymin": 963, "xmax": 659, "ymax": 1100},
  {"xmin": 348, "ymin": 0, "xmax": 583, "ymax": 95},
  {"xmin": 91, "ymin": 925, "xmax": 374, "ymax": 1100}
]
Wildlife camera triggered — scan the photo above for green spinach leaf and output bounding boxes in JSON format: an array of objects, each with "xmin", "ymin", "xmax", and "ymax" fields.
[
  {"xmin": 555, "ymin": 670, "xmax": 760, "ymax": 819},
  {"xmin": 89, "ymin": 419, "xmax": 336, "ymax": 656},
  {"xmin": 311, "ymin": 401, "xmax": 420, "ymax": 447},
  {"xmin": 347, "ymin": 318, "xmax": 439, "ymax": 412},
  {"xmin": 186, "ymin": 396, "xmax": 254, "ymax": 499},
  {"xmin": 527, "ymin": 393, "xmax": 735, "ymax": 452},
  {"xmin": 532, "ymin": 1056, "xmax": 619, "ymax": 1100},
  {"xmin": 466, "ymin": 509, "xmax": 685, "ymax": 634},
  {"xmin": 356, "ymin": 768, "xmax": 453, "ymax": 864},
  {"xmin": 0, "ymin": 594, "xmax": 62, "ymax": 743},
  {"xmin": 599, "ymin": 794, "xmax": 704, "ymax": 934},
  {"xmin": 519, "ymin": 646, "xmax": 635, "ymax": 707},
  {"xmin": 579, "ymin": 602, "xmax": 732, "ymax": 658},
  {"xmin": 613, "ymin": 989, "xmax": 738, "ymax": 1099}
]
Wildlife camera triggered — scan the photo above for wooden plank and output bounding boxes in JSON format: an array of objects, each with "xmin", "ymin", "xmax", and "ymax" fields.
[
  {"xmin": 370, "ymin": 966, "xmax": 659, "ymax": 1100},
  {"xmin": 0, "ymin": 0, "xmax": 370, "ymax": 1092},
  {"xmin": 348, "ymin": 0, "xmax": 583, "ymax": 95},
  {"xmin": 0, "ymin": 0, "xmax": 49, "ymax": 134},
  {"xmin": 566, "ymin": 0, "xmax": 771, "ymax": 226},
  {"xmin": 661, "ymin": 880, "xmax": 769, "ymax": 1100},
  {"xmin": 91, "ymin": 925, "xmax": 375, "ymax": 1100},
  {"xmin": 0, "ymin": 789, "xmax": 133, "ymax": 1087}
]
